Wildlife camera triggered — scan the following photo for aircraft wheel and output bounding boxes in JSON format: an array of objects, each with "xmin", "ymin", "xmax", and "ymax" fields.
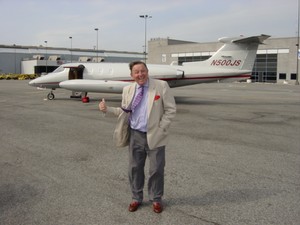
[{"xmin": 47, "ymin": 92, "xmax": 55, "ymax": 100}]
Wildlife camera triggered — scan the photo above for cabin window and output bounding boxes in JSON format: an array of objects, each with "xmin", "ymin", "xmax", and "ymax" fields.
[{"xmin": 52, "ymin": 66, "xmax": 65, "ymax": 73}]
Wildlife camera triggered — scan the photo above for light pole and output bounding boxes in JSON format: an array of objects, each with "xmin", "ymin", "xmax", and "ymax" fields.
[
  {"xmin": 13, "ymin": 44, "xmax": 16, "ymax": 74},
  {"xmin": 95, "ymin": 28, "xmax": 99, "ymax": 62},
  {"xmin": 139, "ymin": 14, "xmax": 152, "ymax": 62},
  {"xmin": 69, "ymin": 36, "xmax": 73, "ymax": 63},
  {"xmin": 296, "ymin": 0, "xmax": 300, "ymax": 85},
  {"xmin": 44, "ymin": 40, "xmax": 48, "ymax": 73}
]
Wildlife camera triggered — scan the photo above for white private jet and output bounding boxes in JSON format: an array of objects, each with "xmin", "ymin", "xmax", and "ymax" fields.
[{"xmin": 29, "ymin": 34, "xmax": 270, "ymax": 102}]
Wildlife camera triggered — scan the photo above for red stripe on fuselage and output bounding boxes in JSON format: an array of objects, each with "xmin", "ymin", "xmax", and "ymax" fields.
[{"xmin": 161, "ymin": 74, "xmax": 251, "ymax": 81}]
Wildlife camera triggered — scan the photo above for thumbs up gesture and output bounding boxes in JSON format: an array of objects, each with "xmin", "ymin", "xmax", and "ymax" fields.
[{"xmin": 99, "ymin": 98, "xmax": 107, "ymax": 113}]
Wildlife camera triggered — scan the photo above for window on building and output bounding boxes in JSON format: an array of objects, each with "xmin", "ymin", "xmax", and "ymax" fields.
[
  {"xmin": 252, "ymin": 54, "xmax": 278, "ymax": 83},
  {"xmin": 291, "ymin": 73, "xmax": 297, "ymax": 80},
  {"xmin": 279, "ymin": 73, "xmax": 286, "ymax": 79}
]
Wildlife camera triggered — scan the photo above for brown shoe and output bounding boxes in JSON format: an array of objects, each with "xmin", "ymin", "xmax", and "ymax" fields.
[
  {"xmin": 128, "ymin": 201, "xmax": 141, "ymax": 212},
  {"xmin": 153, "ymin": 202, "xmax": 163, "ymax": 213}
]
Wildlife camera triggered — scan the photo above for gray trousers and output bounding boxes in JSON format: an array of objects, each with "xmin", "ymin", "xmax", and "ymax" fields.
[{"xmin": 128, "ymin": 129, "xmax": 165, "ymax": 203}]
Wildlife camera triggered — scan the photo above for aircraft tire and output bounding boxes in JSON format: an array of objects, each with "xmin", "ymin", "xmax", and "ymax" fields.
[{"xmin": 47, "ymin": 92, "xmax": 55, "ymax": 100}]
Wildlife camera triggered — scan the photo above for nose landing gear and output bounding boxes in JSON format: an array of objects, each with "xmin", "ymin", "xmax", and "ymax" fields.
[{"xmin": 47, "ymin": 90, "xmax": 55, "ymax": 100}]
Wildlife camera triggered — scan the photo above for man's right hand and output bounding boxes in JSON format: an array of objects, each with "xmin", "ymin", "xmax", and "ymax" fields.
[{"xmin": 99, "ymin": 98, "xmax": 107, "ymax": 113}]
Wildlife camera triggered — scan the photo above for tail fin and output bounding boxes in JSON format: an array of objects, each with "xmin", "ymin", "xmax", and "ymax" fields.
[{"xmin": 183, "ymin": 34, "xmax": 270, "ymax": 71}]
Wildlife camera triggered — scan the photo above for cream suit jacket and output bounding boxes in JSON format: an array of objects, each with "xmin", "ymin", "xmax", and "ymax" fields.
[{"xmin": 106, "ymin": 78, "xmax": 176, "ymax": 150}]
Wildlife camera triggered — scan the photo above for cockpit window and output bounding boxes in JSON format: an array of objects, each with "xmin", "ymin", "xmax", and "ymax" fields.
[{"xmin": 52, "ymin": 66, "xmax": 65, "ymax": 73}]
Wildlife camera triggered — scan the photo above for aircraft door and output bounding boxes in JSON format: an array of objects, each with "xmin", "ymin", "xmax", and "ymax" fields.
[{"xmin": 68, "ymin": 65, "xmax": 85, "ymax": 80}]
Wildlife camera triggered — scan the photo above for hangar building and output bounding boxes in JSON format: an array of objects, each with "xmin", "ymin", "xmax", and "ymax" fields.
[
  {"xmin": 0, "ymin": 45, "xmax": 144, "ymax": 75},
  {"xmin": 148, "ymin": 36, "xmax": 299, "ymax": 84}
]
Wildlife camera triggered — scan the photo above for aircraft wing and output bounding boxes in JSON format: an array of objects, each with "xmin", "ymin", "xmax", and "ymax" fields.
[{"xmin": 59, "ymin": 79, "xmax": 132, "ymax": 94}]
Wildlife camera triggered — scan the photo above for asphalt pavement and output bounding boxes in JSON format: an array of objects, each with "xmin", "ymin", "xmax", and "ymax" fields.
[{"xmin": 0, "ymin": 80, "xmax": 299, "ymax": 225}]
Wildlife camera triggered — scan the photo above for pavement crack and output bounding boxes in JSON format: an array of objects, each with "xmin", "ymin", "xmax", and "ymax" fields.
[
  {"xmin": 176, "ymin": 208, "xmax": 221, "ymax": 225},
  {"xmin": 188, "ymin": 214, "xmax": 221, "ymax": 225}
]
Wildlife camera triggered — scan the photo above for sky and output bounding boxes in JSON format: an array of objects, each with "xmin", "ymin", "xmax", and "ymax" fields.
[{"xmin": 0, "ymin": 0, "xmax": 297, "ymax": 52}]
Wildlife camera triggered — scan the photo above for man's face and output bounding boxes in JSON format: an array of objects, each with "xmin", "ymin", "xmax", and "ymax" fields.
[{"xmin": 130, "ymin": 64, "xmax": 149, "ymax": 86}]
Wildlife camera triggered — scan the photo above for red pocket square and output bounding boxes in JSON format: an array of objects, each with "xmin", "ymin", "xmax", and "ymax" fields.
[{"xmin": 154, "ymin": 95, "xmax": 160, "ymax": 101}]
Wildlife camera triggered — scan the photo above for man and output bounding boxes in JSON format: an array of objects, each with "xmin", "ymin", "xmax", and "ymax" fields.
[{"xmin": 99, "ymin": 61, "xmax": 176, "ymax": 213}]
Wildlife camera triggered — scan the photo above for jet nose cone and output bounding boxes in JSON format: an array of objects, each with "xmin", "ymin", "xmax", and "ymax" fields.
[{"xmin": 28, "ymin": 79, "xmax": 36, "ymax": 86}]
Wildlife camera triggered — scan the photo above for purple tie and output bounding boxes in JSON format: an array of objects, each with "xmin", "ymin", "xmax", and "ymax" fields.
[{"xmin": 131, "ymin": 86, "xmax": 144, "ymax": 111}]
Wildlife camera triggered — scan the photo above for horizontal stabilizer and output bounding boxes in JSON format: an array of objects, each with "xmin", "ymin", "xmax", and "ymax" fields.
[
  {"xmin": 218, "ymin": 34, "xmax": 270, "ymax": 44},
  {"xmin": 232, "ymin": 34, "xmax": 270, "ymax": 44}
]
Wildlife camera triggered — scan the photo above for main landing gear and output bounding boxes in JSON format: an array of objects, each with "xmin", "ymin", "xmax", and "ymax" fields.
[
  {"xmin": 46, "ymin": 90, "xmax": 90, "ymax": 103},
  {"xmin": 81, "ymin": 92, "xmax": 90, "ymax": 103}
]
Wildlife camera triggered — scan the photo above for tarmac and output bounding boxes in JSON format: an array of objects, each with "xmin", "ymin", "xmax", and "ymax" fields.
[{"xmin": 0, "ymin": 80, "xmax": 299, "ymax": 225}]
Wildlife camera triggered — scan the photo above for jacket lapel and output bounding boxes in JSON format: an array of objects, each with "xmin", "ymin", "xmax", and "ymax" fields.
[
  {"xmin": 127, "ymin": 82, "xmax": 137, "ymax": 108},
  {"xmin": 147, "ymin": 79, "xmax": 156, "ymax": 119}
]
